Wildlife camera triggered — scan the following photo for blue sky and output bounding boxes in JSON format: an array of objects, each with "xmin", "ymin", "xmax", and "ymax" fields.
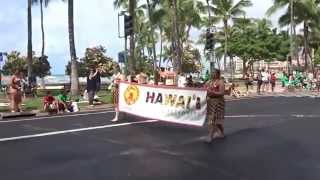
[{"xmin": 0, "ymin": 0, "xmax": 281, "ymax": 75}]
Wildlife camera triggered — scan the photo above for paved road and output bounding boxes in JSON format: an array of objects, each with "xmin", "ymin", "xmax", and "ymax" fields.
[{"xmin": 1, "ymin": 97, "xmax": 320, "ymax": 180}]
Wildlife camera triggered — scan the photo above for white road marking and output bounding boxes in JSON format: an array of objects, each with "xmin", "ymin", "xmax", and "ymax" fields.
[
  {"xmin": 291, "ymin": 114, "xmax": 320, "ymax": 118},
  {"xmin": 0, "ymin": 110, "xmax": 115, "ymax": 124},
  {"xmin": 227, "ymin": 114, "xmax": 320, "ymax": 118},
  {"xmin": 0, "ymin": 120, "xmax": 158, "ymax": 142},
  {"xmin": 226, "ymin": 115, "xmax": 282, "ymax": 118}
]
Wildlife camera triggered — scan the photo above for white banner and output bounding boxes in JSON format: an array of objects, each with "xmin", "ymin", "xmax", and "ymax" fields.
[{"xmin": 118, "ymin": 82, "xmax": 207, "ymax": 126}]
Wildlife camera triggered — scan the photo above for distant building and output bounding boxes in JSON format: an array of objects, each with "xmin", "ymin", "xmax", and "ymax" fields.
[{"xmin": 234, "ymin": 58, "xmax": 287, "ymax": 74}]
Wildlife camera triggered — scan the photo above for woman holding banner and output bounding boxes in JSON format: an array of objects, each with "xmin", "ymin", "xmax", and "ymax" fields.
[
  {"xmin": 205, "ymin": 69, "xmax": 225, "ymax": 143},
  {"xmin": 111, "ymin": 73, "xmax": 126, "ymax": 122}
]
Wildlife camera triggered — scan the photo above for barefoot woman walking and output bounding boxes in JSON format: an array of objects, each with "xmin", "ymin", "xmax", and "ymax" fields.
[
  {"xmin": 9, "ymin": 70, "xmax": 23, "ymax": 112},
  {"xmin": 205, "ymin": 69, "xmax": 226, "ymax": 142}
]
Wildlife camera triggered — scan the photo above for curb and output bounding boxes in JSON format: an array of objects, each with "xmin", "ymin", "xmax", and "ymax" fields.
[{"xmin": 35, "ymin": 104, "xmax": 115, "ymax": 117}]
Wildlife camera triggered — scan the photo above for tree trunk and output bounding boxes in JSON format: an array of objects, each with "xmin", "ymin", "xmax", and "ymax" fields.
[
  {"xmin": 146, "ymin": 0, "xmax": 158, "ymax": 84},
  {"xmin": 242, "ymin": 59, "xmax": 247, "ymax": 78},
  {"xmin": 223, "ymin": 19, "xmax": 228, "ymax": 71},
  {"xmin": 40, "ymin": 0, "xmax": 45, "ymax": 57},
  {"xmin": 27, "ymin": 0, "xmax": 33, "ymax": 80},
  {"xmin": 159, "ymin": 28, "xmax": 163, "ymax": 68},
  {"xmin": 230, "ymin": 56, "xmax": 234, "ymax": 82},
  {"xmin": 293, "ymin": 25, "xmax": 300, "ymax": 68},
  {"xmin": 68, "ymin": 0, "xmax": 79, "ymax": 96},
  {"xmin": 185, "ymin": 24, "xmax": 192, "ymax": 43},
  {"xmin": 129, "ymin": 0, "xmax": 136, "ymax": 75},
  {"xmin": 303, "ymin": 21, "xmax": 309, "ymax": 71},
  {"xmin": 172, "ymin": 0, "xmax": 182, "ymax": 73}
]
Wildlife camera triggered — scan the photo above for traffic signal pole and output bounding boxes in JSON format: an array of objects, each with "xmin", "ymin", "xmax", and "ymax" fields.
[
  {"xmin": 118, "ymin": 11, "xmax": 128, "ymax": 75},
  {"xmin": 206, "ymin": 0, "xmax": 212, "ymax": 74},
  {"xmin": 206, "ymin": 0, "xmax": 215, "ymax": 74}
]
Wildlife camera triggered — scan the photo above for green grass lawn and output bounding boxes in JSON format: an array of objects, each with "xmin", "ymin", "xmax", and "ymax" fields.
[{"xmin": 0, "ymin": 90, "xmax": 113, "ymax": 112}]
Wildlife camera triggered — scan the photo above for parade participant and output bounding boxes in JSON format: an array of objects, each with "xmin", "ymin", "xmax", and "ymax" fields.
[
  {"xmin": 177, "ymin": 73, "xmax": 187, "ymax": 88},
  {"xmin": 136, "ymin": 72, "xmax": 148, "ymax": 84},
  {"xmin": 186, "ymin": 75, "xmax": 193, "ymax": 87},
  {"xmin": 111, "ymin": 73, "xmax": 126, "ymax": 122},
  {"xmin": 9, "ymin": 69, "xmax": 23, "ymax": 112},
  {"xmin": 205, "ymin": 69, "xmax": 226, "ymax": 143},
  {"xmin": 230, "ymin": 83, "xmax": 242, "ymax": 98}
]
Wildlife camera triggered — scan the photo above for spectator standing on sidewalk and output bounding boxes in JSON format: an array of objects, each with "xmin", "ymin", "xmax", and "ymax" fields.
[
  {"xmin": 256, "ymin": 70, "xmax": 263, "ymax": 94},
  {"xmin": 87, "ymin": 68, "xmax": 99, "ymax": 107},
  {"xmin": 9, "ymin": 69, "xmax": 23, "ymax": 112},
  {"xmin": 281, "ymin": 71, "xmax": 288, "ymax": 87},
  {"xmin": 244, "ymin": 72, "xmax": 253, "ymax": 94},
  {"xmin": 270, "ymin": 72, "xmax": 277, "ymax": 92},
  {"xmin": 261, "ymin": 69, "xmax": 269, "ymax": 92}
]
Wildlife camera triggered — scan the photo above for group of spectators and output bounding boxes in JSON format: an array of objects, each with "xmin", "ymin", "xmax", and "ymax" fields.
[
  {"xmin": 44, "ymin": 67, "xmax": 104, "ymax": 114},
  {"xmin": 244, "ymin": 69, "xmax": 277, "ymax": 95},
  {"xmin": 43, "ymin": 90, "xmax": 79, "ymax": 114},
  {"xmin": 280, "ymin": 70, "xmax": 320, "ymax": 92},
  {"xmin": 244, "ymin": 68, "xmax": 320, "ymax": 95}
]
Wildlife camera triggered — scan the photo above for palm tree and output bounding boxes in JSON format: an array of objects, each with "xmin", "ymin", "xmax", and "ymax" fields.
[
  {"xmin": 267, "ymin": 0, "xmax": 320, "ymax": 71},
  {"xmin": 68, "ymin": 0, "xmax": 79, "ymax": 95},
  {"xmin": 27, "ymin": 0, "xmax": 33, "ymax": 79},
  {"xmin": 62, "ymin": 0, "xmax": 79, "ymax": 95},
  {"xmin": 32, "ymin": 0, "xmax": 50, "ymax": 58},
  {"xmin": 211, "ymin": 0, "xmax": 252, "ymax": 70}
]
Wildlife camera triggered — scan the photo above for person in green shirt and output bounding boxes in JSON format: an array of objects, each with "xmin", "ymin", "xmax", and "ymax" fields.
[
  {"xmin": 57, "ymin": 90, "xmax": 71, "ymax": 112},
  {"xmin": 57, "ymin": 91, "xmax": 69, "ymax": 103}
]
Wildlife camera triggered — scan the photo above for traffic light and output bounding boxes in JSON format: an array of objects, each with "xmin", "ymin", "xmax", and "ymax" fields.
[
  {"xmin": 205, "ymin": 29, "xmax": 214, "ymax": 50},
  {"xmin": 118, "ymin": 51, "xmax": 127, "ymax": 63},
  {"xmin": 124, "ymin": 15, "xmax": 133, "ymax": 37}
]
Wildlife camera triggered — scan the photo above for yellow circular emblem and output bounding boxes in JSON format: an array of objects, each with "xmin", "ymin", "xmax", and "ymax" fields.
[{"xmin": 124, "ymin": 85, "xmax": 140, "ymax": 105}]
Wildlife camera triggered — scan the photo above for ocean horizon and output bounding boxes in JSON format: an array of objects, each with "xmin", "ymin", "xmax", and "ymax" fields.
[{"xmin": 1, "ymin": 75, "xmax": 111, "ymax": 85}]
